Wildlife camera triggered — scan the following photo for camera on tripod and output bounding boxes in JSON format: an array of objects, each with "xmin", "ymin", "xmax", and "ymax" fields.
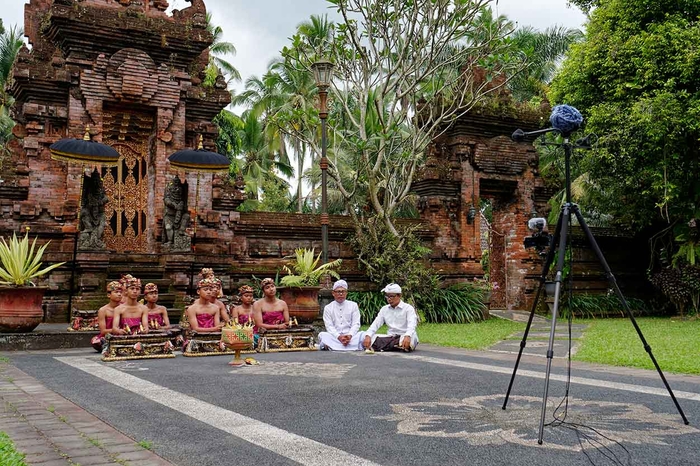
[{"xmin": 523, "ymin": 217, "xmax": 552, "ymax": 254}]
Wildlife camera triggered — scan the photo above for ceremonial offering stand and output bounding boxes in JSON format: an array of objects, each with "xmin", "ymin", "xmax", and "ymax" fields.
[
  {"xmin": 102, "ymin": 331, "xmax": 176, "ymax": 361},
  {"xmin": 221, "ymin": 326, "xmax": 254, "ymax": 366}
]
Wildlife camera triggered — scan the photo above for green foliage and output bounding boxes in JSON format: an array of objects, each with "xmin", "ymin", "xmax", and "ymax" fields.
[
  {"xmin": 414, "ymin": 283, "xmax": 488, "ymax": 324},
  {"xmin": 0, "ymin": 231, "xmax": 66, "ymax": 286},
  {"xmin": 550, "ymin": 0, "xmax": 700, "ymax": 232},
  {"xmin": 567, "ymin": 0, "xmax": 598, "ymax": 14},
  {"xmin": 349, "ymin": 283, "xmax": 487, "ymax": 325},
  {"xmin": 650, "ymin": 264, "xmax": 700, "ymax": 317},
  {"xmin": 258, "ymin": 177, "xmax": 293, "ymax": 213},
  {"xmin": 279, "ymin": 248, "xmax": 342, "ymax": 287},
  {"xmin": 0, "ymin": 23, "xmax": 23, "ymax": 166},
  {"xmin": 508, "ymin": 25, "xmax": 584, "ymax": 102},
  {"xmin": 349, "ymin": 219, "xmax": 438, "ymax": 299},
  {"xmin": 0, "ymin": 431, "xmax": 27, "ymax": 466},
  {"xmin": 556, "ymin": 293, "xmax": 649, "ymax": 319},
  {"xmin": 347, "ymin": 290, "xmax": 386, "ymax": 324}
]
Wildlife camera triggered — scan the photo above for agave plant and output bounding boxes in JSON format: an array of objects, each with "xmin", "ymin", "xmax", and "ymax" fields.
[
  {"xmin": 280, "ymin": 248, "xmax": 341, "ymax": 287},
  {"xmin": 0, "ymin": 231, "xmax": 66, "ymax": 286}
]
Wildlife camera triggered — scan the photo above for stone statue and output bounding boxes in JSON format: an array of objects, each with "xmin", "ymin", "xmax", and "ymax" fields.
[
  {"xmin": 163, "ymin": 177, "xmax": 191, "ymax": 252},
  {"xmin": 79, "ymin": 169, "xmax": 109, "ymax": 250}
]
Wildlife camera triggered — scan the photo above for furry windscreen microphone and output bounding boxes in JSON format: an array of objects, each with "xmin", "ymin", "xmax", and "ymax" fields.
[{"xmin": 549, "ymin": 105, "xmax": 583, "ymax": 136}]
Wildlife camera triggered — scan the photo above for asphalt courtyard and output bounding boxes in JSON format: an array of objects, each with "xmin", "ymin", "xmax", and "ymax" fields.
[{"xmin": 5, "ymin": 345, "xmax": 700, "ymax": 466}]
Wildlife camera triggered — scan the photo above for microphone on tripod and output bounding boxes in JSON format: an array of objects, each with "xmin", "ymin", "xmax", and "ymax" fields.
[{"xmin": 511, "ymin": 105, "xmax": 584, "ymax": 142}]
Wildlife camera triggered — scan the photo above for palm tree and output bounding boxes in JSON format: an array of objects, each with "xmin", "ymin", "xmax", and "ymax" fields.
[
  {"xmin": 267, "ymin": 59, "xmax": 318, "ymax": 212},
  {"xmin": 204, "ymin": 12, "xmax": 241, "ymax": 86},
  {"xmin": 0, "ymin": 22, "xmax": 24, "ymax": 163},
  {"xmin": 509, "ymin": 25, "xmax": 584, "ymax": 102},
  {"xmin": 234, "ymin": 111, "xmax": 292, "ymax": 202},
  {"xmin": 295, "ymin": 14, "xmax": 334, "ymax": 60}
]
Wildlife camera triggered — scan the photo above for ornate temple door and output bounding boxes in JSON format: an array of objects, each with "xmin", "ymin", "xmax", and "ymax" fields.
[{"xmin": 102, "ymin": 141, "xmax": 149, "ymax": 252}]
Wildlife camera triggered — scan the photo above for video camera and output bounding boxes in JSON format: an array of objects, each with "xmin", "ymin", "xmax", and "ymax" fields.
[{"xmin": 523, "ymin": 217, "xmax": 552, "ymax": 254}]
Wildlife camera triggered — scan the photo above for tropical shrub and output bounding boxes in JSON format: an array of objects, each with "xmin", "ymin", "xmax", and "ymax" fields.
[
  {"xmin": 414, "ymin": 283, "xmax": 488, "ymax": 324},
  {"xmin": 0, "ymin": 231, "xmax": 65, "ymax": 286},
  {"xmin": 279, "ymin": 248, "xmax": 341, "ymax": 287},
  {"xmin": 349, "ymin": 282, "xmax": 487, "ymax": 325}
]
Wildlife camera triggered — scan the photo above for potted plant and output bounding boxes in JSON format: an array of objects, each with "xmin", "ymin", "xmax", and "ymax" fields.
[
  {"xmin": 278, "ymin": 248, "xmax": 342, "ymax": 323},
  {"xmin": 0, "ymin": 230, "xmax": 66, "ymax": 333}
]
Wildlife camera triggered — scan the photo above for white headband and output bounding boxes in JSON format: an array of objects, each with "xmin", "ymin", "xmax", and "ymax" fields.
[
  {"xmin": 381, "ymin": 283, "xmax": 402, "ymax": 294},
  {"xmin": 333, "ymin": 280, "xmax": 348, "ymax": 291}
]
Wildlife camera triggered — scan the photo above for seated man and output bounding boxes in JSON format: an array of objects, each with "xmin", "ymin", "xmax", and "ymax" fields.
[
  {"xmin": 144, "ymin": 283, "xmax": 171, "ymax": 330},
  {"xmin": 112, "ymin": 275, "xmax": 149, "ymax": 334},
  {"xmin": 186, "ymin": 278, "xmax": 225, "ymax": 333},
  {"xmin": 91, "ymin": 281, "xmax": 126, "ymax": 352},
  {"xmin": 317, "ymin": 280, "xmax": 364, "ymax": 351},
  {"xmin": 363, "ymin": 283, "xmax": 418, "ymax": 352},
  {"xmin": 230, "ymin": 285, "xmax": 258, "ymax": 347},
  {"xmin": 200, "ymin": 268, "xmax": 230, "ymax": 323},
  {"xmin": 252, "ymin": 278, "xmax": 290, "ymax": 331}
]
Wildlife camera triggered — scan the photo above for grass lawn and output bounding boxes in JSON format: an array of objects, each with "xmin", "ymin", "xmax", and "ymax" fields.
[
  {"xmin": 362, "ymin": 318, "xmax": 525, "ymax": 350},
  {"xmin": 0, "ymin": 431, "xmax": 27, "ymax": 466},
  {"xmin": 573, "ymin": 317, "xmax": 700, "ymax": 375}
]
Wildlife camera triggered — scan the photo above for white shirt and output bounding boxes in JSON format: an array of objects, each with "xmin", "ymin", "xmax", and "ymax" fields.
[
  {"xmin": 366, "ymin": 300, "xmax": 418, "ymax": 339},
  {"xmin": 323, "ymin": 299, "xmax": 361, "ymax": 338}
]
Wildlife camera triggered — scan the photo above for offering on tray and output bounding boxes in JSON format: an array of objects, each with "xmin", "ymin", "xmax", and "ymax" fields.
[{"xmin": 221, "ymin": 320, "xmax": 254, "ymax": 366}]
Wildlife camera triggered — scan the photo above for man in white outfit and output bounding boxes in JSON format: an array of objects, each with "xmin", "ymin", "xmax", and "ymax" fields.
[
  {"xmin": 317, "ymin": 280, "xmax": 364, "ymax": 351},
  {"xmin": 363, "ymin": 283, "xmax": 418, "ymax": 352}
]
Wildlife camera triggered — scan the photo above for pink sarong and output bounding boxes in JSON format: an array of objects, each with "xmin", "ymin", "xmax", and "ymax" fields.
[
  {"xmin": 196, "ymin": 313, "xmax": 216, "ymax": 329},
  {"xmin": 262, "ymin": 311, "xmax": 285, "ymax": 325},
  {"xmin": 102, "ymin": 316, "xmax": 114, "ymax": 336},
  {"xmin": 120, "ymin": 317, "xmax": 143, "ymax": 332},
  {"xmin": 148, "ymin": 313, "xmax": 165, "ymax": 327}
]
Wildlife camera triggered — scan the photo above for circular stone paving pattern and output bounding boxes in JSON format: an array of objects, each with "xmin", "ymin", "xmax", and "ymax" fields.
[{"xmin": 374, "ymin": 394, "xmax": 697, "ymax": 452}]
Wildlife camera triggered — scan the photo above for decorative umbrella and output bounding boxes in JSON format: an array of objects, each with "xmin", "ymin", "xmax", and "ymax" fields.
[
  {"xmin": 50, "ymin": 126, "xmax": 121, "ymax": 314},
  {"xmin": 167, "ymin": 135, "xmax": 231, "ymax": 292}
]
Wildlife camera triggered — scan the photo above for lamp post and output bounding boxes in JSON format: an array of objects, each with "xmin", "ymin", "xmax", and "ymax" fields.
[{"xmin": 311, "ymin": 59, "xmax": 334, "ymax": 264}]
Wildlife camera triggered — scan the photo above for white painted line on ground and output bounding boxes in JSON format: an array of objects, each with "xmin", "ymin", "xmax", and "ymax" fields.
[
  {"xmin": 55, "ymin": 356, "xmax": 381, "ymax": 466},
  {"xmin": 390, "ymin": 353, "xmax": 700, "ymax": 402}
]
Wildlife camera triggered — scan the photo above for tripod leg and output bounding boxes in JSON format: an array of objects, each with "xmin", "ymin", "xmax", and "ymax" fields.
[
  {"xmin": 503, "ymin": 209, "xmax": 565, "ymax": 411},
  {"xmin": 538, "ymin": 204, "xmax": 571, "ymax": 444},
  {"xmin": 572, "ymin": 207, "xmax": 689, "ymax": 425}
]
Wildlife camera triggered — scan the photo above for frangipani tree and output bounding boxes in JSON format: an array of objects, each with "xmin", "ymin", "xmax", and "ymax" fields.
[{"xmin": 286, "ymin": 0, "xmax": 524, "ymax": 237}]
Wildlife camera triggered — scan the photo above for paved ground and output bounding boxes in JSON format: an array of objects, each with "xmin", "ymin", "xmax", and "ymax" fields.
[
  {"xmin": 2, "ymin": 341, "xmax": 700, "ymax": 466},
  {"xmin": 489, "ymin": 309, "xmax": 588, "ymax": 357},
  {"xmin": 0, "ymin": 360, "xmax": 173, "ymax": 465}
]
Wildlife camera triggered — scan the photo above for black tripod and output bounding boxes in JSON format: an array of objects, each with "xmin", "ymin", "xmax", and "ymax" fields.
[{"xmin": 501, "ymin": 130, "xmax": 689, "ymax": 445}]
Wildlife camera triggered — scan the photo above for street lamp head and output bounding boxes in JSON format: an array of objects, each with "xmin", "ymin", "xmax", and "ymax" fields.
[{"xmin": 311, "ymin": 59, "xmax": 334, "ymax": 90}]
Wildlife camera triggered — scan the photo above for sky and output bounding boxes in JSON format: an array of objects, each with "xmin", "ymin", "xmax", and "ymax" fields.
[{"xmin": 2, "ymin": 0, "xmax": 587, "ymax": 101}]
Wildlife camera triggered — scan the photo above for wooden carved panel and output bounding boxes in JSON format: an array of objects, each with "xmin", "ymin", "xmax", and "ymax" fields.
[{"xmin": 102, "ymin": 142, "xmax": 148, "ymax": 252}]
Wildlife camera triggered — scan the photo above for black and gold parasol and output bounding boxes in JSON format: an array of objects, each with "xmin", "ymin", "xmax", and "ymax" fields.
[
  {"xmin": 50, "ymin": 127, "xmax": 120, "ymax": 314},
  {"xmin": 167, "ymin": 136, "xmax": 232, "ymax": 293}
]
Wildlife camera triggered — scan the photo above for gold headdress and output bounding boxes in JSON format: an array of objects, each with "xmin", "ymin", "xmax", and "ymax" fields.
[
  {"xmin": 197, "ymin": 277, "xmax": 217, "ymax": 289},
  {"xmin": 106, "ymin": 281, "xmax": 123, "ymax": 292},
  {"xmin": 120, "ymin": 274, "xmax": 141, "ymax": 290}
]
